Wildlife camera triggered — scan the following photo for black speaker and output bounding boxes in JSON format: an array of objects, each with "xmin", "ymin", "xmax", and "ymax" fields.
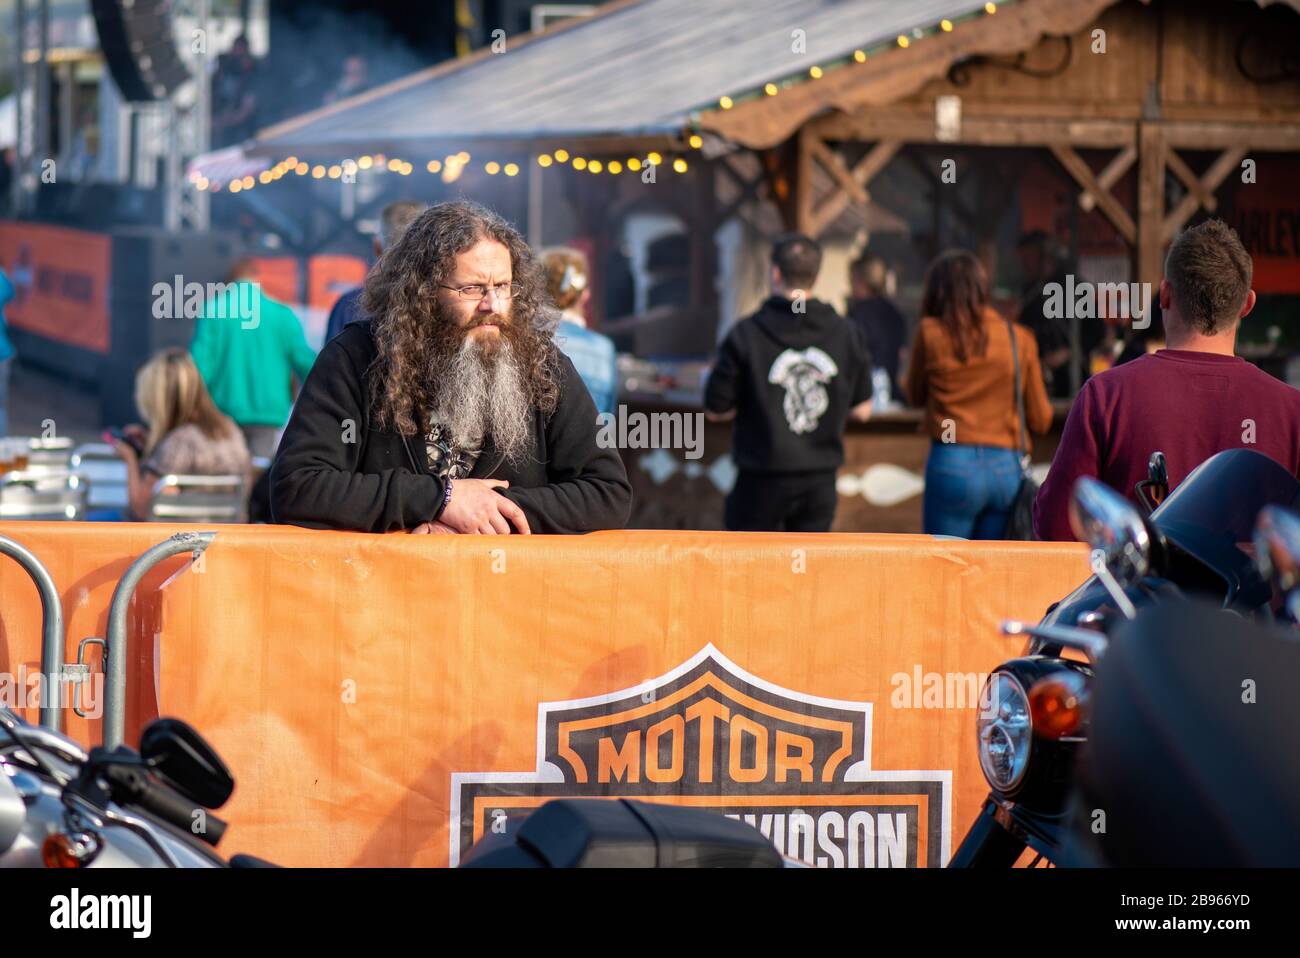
[{"xmin": 91, "ymin": 0, "xmax": 191, "ymax": 102}]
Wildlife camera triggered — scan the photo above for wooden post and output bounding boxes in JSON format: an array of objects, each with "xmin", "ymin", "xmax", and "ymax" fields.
[
  {"xmin": 793, "ymin": 126, "xmax": 816, "ymax": 236},
  {"xmin": 1136, "ymin": 123, "xmax": 1166, "ymax": 289}
]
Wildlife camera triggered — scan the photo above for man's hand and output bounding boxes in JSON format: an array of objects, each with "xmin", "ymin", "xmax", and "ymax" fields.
[
  {"xmin": 408, "ymin": 521, "xmax": 457, "ymax": 534},
  {"xmin": 439, "ymin": 478, "xmax": 532, "ymax": 535}
]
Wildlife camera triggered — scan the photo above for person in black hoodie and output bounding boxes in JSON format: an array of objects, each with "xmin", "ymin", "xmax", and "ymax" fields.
[
  {"xmin": 268, "ymin": 200, "xmax": 631, "ymax": 535},
  {"xmin": 704, "ymin": 234, "xmax": 873, "ymax": 532}
]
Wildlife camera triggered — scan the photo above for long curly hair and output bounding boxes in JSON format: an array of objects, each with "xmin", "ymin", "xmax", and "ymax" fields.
[
  {"xmin": 921, "ymin": 249, "xmax": 991, "ymax": 364},
  {"xmin": 362, "ymin": 200, "xmax": 560, "ymax": 437}
]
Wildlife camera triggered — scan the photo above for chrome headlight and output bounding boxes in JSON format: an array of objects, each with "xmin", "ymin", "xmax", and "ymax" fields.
[{"xmin": 977, "ymin": 672, "xmax": 1032, "ymax": 792}]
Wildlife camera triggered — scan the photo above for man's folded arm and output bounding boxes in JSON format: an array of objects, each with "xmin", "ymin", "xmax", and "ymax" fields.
[
  {"xmin": 269, "ymin": 335, "xmax": 444, "ymax": 532},
  {"xmin": 499, "ymin": 356, "xmax": 632, "ymax": 534}
]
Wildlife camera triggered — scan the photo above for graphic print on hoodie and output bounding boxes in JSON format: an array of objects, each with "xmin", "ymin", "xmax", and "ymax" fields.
[{"xmin": 705, "ymin": 295, "xmax": 872, "ymax": 474}]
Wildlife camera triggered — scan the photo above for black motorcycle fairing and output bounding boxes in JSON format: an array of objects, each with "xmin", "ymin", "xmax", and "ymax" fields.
[{"xmin": 1066, "ymin": 597, "xmax": 1300, "ymax": 867}]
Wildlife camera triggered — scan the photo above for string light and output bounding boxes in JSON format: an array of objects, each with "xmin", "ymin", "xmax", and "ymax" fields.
[
  {"xmin": 672, "ymin": 158, "xmax": 687, "ymax": 173},
  {"xmin": 295, "ymin": 162, "xmax": 308, "ymax": 175},
  {"xmin": 554, "ymin": 149, "xmax": 570, "ymax": 163},
  {"xmin": 608, "ymin": 160, "xmax": 623, "ymax": 174},
  {"xmin": 537, "ymin": 154, "xmax": 553, "ymax": 167},
  {"xmin": 311, "ymin": 165, "xmax": 325, "ymax": 179},
  {"xmin": 358, "ymin": 155, "xmax": 374, "ymax": 170},
  {"xmin": 688, "ymin": 134, "xmax": 703, "ymax": 149},
  {"xmin": 588, "ymin": 159, "xmax": 603, "ymax": 173},
  {"xmin": 809, "ymin": 65, "xmax": 823, "ymax": 79},
  {"xmin": 258, "ymin": 171, "xmax": 273, "ymax": 184},
  {"xmin": 985, "ymin": 2, "xmax": 997, "ymax": 13},
  {"xmin": 853, "ymin": 49, "xmax": 866, "ymax": 62},
  {"xmin": 627, "ymin": 157, "xmax": 641, "ymax": 170},
  {"xmin": 719, "ymin": 95, "xmax": 733, "ymax": 109},
  {"xmin": 485, "ymin": 161, "xmax": 501, "ymax": 174},
  {"xmin": 504, "ymin": 163, "xmax": 519, "ymax": 176},
  {"xmin": 764, "ymin": 82, "xmax": 778, "ymax": 95},
  {"xmin": 647, "ymin": 152, "xmax": 662, "ymax": 165},
  {"xmin": 328, "ymin": 165, "xmax": 342, "ymax": 178},
  {"xmin": 941, "ymin": 18, "xmax": 953, "ymax": 31},
  {"xmin": 427, "ymin": 159, "xmax": 442, "ymax": 173},
  {"xmin": 897, "ymin": 35, "xmax": 909, "ymax": 48},
  {"xmin": 572, "ymin": 157, "xmax": 587, "ymax": 170}
]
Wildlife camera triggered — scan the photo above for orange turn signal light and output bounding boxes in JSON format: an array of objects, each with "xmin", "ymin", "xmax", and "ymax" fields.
[
  {"xmin": 41, "ymin": 832, "xmax": 98, "ymax": 868},
  {"xmin": 1028, "ymin": 672, "xmax": 1088, "ymax": 739}
]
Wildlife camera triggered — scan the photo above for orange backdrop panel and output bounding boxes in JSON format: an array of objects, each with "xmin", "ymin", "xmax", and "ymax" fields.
[
  {"xmin": 0, "ymin": 522, "xmax": 1089, "ymax": 867},
  {"xmin": 0, "ymin": 222, "xmax": 112, "ymax": 353}
]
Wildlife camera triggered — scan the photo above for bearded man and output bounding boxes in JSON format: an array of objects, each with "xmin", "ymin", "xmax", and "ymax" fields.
[{"xmin": 269, "ymin": 201, "xmax": 632, "ymax": 534}]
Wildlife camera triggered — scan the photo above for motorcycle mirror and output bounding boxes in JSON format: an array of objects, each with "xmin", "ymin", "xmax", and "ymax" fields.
[
  {"xmin": 139, "ymin": 718, "xmax": 234, "ymax": 810},
  {"xmin": 1069, "ymin": 478, "xmax": 1149, "ymax": 618},
  {"xmin": 1253, "ymin": 506, "xmax": 1300, "ymax": 620}
]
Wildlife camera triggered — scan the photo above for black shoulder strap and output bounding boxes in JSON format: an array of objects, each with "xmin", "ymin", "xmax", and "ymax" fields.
[{"xmin": 1005, "ymin": 316, "xmax": 1029, "ymax": 465}]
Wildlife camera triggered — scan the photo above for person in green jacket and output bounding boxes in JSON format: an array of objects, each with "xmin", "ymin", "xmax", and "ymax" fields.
[{"xmin": 189, "ymin": 259, "xmax": 317, "ymax": 459}]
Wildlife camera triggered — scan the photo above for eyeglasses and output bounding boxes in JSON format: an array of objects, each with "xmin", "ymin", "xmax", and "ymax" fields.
[{"xmin": 440, "ymin": 282, "xmax": 515, "ymax": 302}]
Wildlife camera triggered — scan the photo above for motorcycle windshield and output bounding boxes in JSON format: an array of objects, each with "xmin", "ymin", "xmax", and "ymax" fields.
[
  {"xmin": 1043, "ymin": 449, "xmax": 1299, "ymax": 628},
  {"xmin": 1150, "ymin": 448, "xmax": 1300, "ymax": 549}
]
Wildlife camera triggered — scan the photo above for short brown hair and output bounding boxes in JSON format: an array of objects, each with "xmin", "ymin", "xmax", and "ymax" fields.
[
  {"xmin": 379, "ymin": 199, "xmax": 427, "ymax": 250},
  {"xmin": 1164, "ymin": 219, "xmax": 1253, "ymax": 335},
  {"xmin": 772, "ymin": 233, "xmax": 822, "ymax": 289}
]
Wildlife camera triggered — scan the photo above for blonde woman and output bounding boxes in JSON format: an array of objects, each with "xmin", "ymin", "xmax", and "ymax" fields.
[{"xmin": 106, "ymin": 348, "xmax": 251, "ymax": 520}]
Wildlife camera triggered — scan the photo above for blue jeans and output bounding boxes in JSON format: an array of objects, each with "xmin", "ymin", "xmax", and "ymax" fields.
[{"xmin": 922, "ymin": 441, "xmax": 1023, "ymax": 539}]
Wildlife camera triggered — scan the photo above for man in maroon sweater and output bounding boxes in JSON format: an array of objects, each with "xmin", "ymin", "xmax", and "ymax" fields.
[{"xmin": 1034, "ymin": 219, "xmax": 1300, "ymax": 541}]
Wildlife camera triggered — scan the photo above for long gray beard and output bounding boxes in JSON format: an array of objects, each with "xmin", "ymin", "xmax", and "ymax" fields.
[{"xmin": 430, "ymin": 336, "xmax": 533, "ymax": 465}]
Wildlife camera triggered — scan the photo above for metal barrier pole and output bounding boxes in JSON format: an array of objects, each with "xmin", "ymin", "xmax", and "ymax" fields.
[
  {"xmin": 103, "ymin": 531, "xmax": 216, "ymax": 750},
  {"xmin": 0, "ymin": 535, "xmax": 65, "ymax": 731}
]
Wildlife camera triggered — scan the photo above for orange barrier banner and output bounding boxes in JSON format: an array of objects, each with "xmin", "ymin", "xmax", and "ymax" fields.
[
  {"xmin": 0, "ymin": 222, "xmax": 112, "ymax": 353},
  {"xmin": 0, "ymin": 522, "xmax": 1089, "ymax": 867}
]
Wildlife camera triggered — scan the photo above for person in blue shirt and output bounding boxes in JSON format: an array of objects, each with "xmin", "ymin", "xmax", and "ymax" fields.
[
  {"xmin": 541, "ymin": 247, "xmax": 618, "ymax": 417},
  {"xmin": 0, "ymin": 267, "xmax": 17, "ymax": 437}
]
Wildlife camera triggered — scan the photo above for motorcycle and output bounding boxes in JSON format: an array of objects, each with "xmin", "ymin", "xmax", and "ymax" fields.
[
  {"xmin": 0, "ymin": 528, "xmax": 274, "ymax": 868},
  {"xmin": 949, "ymin": 448, "xmax": 1300, "ymax": 867},
  {"xmin": 0, "ymin": 709, "xmax": 274, "ymax": 867},
  {"xmin": 1058, "ymin": 502, "xmax": 1300, "ymax": 867}
]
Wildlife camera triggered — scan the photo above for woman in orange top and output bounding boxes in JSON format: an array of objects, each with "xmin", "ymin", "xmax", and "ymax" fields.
[{"xmin": 905, "ymin": 250, "xmax": 1053, "ymax": 538}]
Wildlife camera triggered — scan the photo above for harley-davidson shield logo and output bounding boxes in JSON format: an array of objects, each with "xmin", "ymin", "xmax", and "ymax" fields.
[{"xmin": 451, "ymin": 645, "xmax": 951, "ymax": 866}]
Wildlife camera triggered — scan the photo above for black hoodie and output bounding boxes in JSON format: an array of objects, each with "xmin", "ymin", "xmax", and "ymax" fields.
[
  {"xmin": 268, "ymin": 319, "xmax": 632, "ymax": 534},
  {"xmin": 705, "ymin": 295, "xmax": 871, "ymax": 474}
]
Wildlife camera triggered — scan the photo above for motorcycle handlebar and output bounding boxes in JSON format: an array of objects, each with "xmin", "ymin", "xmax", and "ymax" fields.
[{"xmin": 108, "ymin": 766, "xmax": 228, "ymax": 848}]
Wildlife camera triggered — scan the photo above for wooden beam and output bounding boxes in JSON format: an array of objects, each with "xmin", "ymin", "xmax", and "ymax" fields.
[
  {"xmin": 807, "ymin": 139, "xmax": 901, "ymax": 238},
  {"xmin": 1048, "ymin": 143, "xmax": 1137, "ymax": 244},
  {"xmin": 1160, "ymin": 122, "xmax": 1300, "ymax": 151},
  {"xmin": 1162, "ymin": 146, "xmax": 1249, "ymax": 242},
  {"xmin": 808, "ymin": 137, "xmax": 869, "ymax": 207},
  {"xmin": 1079, "ymin": 144, "xmax": 1136, "ymax": 213},
  {"xmin": 1136, "ymin": 123, "xmax": 1167, "ymax": 289},
  {"xmin": 811, "ymin": 111, "xmax": 1137, "ymax": 149},
  {"xmin": 1165, "ymin": 149, "xmax": 1216, "ymax": 213},
  {"xmin": 793, "ymin": 127, "xmax": 816, "ymax": 235}
]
